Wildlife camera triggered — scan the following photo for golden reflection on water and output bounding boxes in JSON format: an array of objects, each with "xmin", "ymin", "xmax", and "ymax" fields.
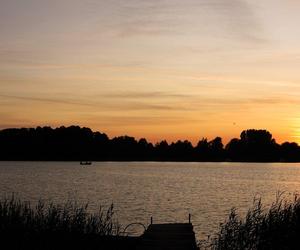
[{"xmin": 1, "ymin": 162, "xmax": 300, "ymax": 240}]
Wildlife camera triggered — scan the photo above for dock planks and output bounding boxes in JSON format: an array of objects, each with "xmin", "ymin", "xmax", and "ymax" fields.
[{"xmin": 137, "ymin": 223, "xmax": 198, "ymax": 250}]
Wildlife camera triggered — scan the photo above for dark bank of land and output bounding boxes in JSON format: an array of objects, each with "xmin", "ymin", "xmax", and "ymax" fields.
[
  {"xmin": 0, "ymin": 126, "xmax": 300, "ymax": 162},
  {"xmin": 2, "ymin": 195, "xmax": 300, "ymax": 250}
]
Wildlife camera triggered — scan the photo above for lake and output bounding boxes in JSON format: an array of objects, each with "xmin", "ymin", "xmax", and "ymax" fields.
[{"xmin": 1, "ymin": 161, "xmax": 300, "ymax": 240}]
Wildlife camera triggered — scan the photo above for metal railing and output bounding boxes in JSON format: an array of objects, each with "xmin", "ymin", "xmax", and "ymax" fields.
[{"xmin": 122, "ymin": 222, "xmax": 147, "ymax": 236}]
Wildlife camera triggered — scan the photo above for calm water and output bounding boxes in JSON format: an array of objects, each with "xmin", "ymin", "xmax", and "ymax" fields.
[{"xmin": 1, "ymin": 161, "xmax": 300, "ymax": 239}]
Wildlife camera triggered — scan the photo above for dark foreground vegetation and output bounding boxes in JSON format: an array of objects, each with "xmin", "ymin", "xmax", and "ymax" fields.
[
  {"xmin": 206, "ymin": 194, "xmax": 300, "ymax": 250},
  {"xmin": 0, "ymin": 126, "xmax": 300, "ymax": 162},
  {"xmin": 0, "ymin": 196, "xmax": 137, "ymax": 250},
  {"xmin": 2, "ymin": 195, "xmax": 300, "ymax": 250}
]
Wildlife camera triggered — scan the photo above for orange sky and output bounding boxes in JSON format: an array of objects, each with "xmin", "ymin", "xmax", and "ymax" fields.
[{"xmin": 1, "ymin": 0, "xmax": 300, "ymax": 144}]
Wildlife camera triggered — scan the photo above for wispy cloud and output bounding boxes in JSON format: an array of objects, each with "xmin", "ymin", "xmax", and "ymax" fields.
[
  {"xmin": 103, "ymin": 91, "xmax": 189, "ymax": 99},
  {"xmin": 0, "ymin": 93, "xmax": 188, "ymax": 111},
  {"xmin": 82, "ymin": 114, "xmax": 203, "ymax": 127},
  {"xmin": 0, "ymin": 94, "xmax": 94, "ymax": 107},
  {"xmin": 201, "ymin": 0, "xmax": 265, "ymax": 42},
  {"xmin": 112, "ymin": 0, "xmax": 266, "ymax": 44},
  {"xmin": 2, "ymin": 90, "xmax": 298, "ymax": 114}
]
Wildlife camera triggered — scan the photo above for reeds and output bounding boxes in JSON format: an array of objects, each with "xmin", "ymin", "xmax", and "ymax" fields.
[
  {"xmin": 0, "ymin": 195, "xmax": 121, "ymax": 249},
  {"xmin": 3, "ymin": 194, "xmax": 300, "ymax": 250},
  {"xmin": 209, "ymin": 193, "xmax": 300, "ymax": 250}
]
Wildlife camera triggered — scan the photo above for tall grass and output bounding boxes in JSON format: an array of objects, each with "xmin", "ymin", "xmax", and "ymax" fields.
[
  {"xmin": 209, "ymin": 193, "xmax": 300, "ymax": 250},
  {"xmin": 4, "ymin": 194, "xmax": 300, "ymax": 250},
  {"xmin": 0, "ymin": 195, "xmax": 124, "ymax": 249}
]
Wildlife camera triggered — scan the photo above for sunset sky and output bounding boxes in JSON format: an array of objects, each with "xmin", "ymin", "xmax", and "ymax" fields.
[{"xmin": 1, "ymin": 0, "xmax": 300, "ymax": 144}]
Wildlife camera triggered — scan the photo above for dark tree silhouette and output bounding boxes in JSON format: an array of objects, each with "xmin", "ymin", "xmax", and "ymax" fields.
[
  {"xmin": 208, "ymin": 137, "xmax": 225, "ymax": 161},
  {"xmin": 169, "ymin": 140, "xmax": 194, "ymax": 161},
  {"xmin": 195, "ymin": 138, "xmax": 210, "ymax": 161},
  {"xmin": 0, "ymin": 126, "xmax": 299, "ymax": 162},
  {"xmin": 154, "ymin": 140, "xmax": 169, "ymax": 160},
  {"xmin": 280, "ymin": 142, "xmax": 300, "ymax": 162},
  {"xmin": 225, "ymin": 130, "xmax": 280, "ymax": 162},
  {"xmin": 239, "ymin": 130, "xmax": 279, "ymax": 162},
  {"xmin": 226, "ymin": 138, "xmax": 242, "ymax": 161}
]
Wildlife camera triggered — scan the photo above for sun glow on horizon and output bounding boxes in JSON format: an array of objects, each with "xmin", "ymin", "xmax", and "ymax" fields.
[
  {"xmin": 1, "ymin": 0, "xmax": 300, "ymax": 141},
  {"xmin": 291, "ymin": 122, "xmax": 300, "ymax": 145}
]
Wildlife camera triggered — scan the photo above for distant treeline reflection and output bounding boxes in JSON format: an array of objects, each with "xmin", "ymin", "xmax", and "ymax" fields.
[{"xmin": 0, "ymin": 126, "xmax": 299, "ymax": 162}]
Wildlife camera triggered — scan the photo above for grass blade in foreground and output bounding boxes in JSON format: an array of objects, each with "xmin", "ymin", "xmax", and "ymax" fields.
[{"xmin": 209, "ymin": 194, "xmax": 300, "ymax": 250}]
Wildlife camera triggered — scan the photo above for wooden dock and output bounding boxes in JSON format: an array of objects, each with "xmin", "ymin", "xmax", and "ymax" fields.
[{"xmin": 136, "ymin": 223, "xmax": 198, "ymax": 250}]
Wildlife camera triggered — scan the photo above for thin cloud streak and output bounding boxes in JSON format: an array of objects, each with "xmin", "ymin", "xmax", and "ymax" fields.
[
  {"xmin": 0, "ymin": 94, "xmax": 95, "ymax": 107},
  {"xmin": 114, "ymin": 0, "xmax": 266, "ymax": 44},
  {"xmin": 0, "ymin": 94, "xmax": 187, "ymax": 111},
  {"xmin": 2, "ymin": 91, "xmax": 299, "ymax": 113},
  {"xmin": 87, "ymin": 115, "xmax": 204, "ymax": 127},
  {"xmin": 103, "ymin": 91, "xmax": 190, "ymax": 99},
  {"xmin": 98, "ymin": 91, "xmax": 300, "ymax": 106}
]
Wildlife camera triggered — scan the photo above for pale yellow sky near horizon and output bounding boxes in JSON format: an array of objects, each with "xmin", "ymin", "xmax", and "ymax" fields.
[{"xmin": 1, "ymin": 0, "xmax": 300, "ymax": 144}]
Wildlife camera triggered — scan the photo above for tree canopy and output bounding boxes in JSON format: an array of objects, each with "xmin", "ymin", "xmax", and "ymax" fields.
[{"xmin": 0, "ymin": 126, "xmax": 299, "ymax": 162}]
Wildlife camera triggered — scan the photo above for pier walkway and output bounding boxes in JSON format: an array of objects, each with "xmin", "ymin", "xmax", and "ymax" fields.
[{"xmin": 136, "ymin": 222, "xmax": 198, "ymax": 250}]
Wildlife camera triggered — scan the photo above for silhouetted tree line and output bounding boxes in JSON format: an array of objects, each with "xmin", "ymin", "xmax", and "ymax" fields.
[{"xmin": 0, "ymin": 126, "xmax": 299, "ymax": 162}]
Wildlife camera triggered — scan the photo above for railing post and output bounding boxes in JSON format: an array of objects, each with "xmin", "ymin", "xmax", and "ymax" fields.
[{"xmin": 189, "ymin": 213, "xmax": 191, "ymax": 224}]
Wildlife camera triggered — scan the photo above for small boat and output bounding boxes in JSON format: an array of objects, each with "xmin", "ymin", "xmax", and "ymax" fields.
[{"xmin": 80, "ymin": 161, "xmax": 92, "ymax": 165}]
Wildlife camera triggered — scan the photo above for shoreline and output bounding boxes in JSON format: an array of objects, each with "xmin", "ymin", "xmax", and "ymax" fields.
[{"xmin": 1, "ymin": 160, "xmax": 300, "ymax": 163}]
